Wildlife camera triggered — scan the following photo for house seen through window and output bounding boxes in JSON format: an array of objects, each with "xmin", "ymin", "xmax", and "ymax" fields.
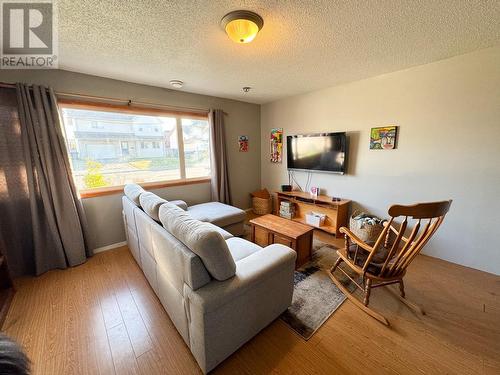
[{"xmin": 60, "ymin": 106, "xmax": 211, "ymax": 191}]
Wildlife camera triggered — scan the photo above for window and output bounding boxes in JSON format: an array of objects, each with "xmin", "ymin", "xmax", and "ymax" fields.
[
  {"xmin": 91, "ymin": 121, "xmax": 104, "ymax": 129},
  {"xmin": 59, "ymin": 104, "xmax": 211, "ymax": 192},
  {"xmin": 182, "ymin": 119, "xmax": 211, "ymax": 178}
]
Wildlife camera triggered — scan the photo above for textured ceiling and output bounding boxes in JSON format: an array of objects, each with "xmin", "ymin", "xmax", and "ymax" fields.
[{"xmin": 58, "ymin": 0, "xmax": 500, "ymax": 104}]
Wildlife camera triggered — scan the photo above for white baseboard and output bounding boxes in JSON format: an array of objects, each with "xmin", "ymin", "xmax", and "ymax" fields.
[{"xmin": 93, "ymin": 241, "xmax": 127, "ymax": 254}]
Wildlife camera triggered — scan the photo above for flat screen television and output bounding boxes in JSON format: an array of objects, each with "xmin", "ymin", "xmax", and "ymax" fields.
[{"xmin": 287, "ymin": 132, "xmax": 347, "ymax": 174}]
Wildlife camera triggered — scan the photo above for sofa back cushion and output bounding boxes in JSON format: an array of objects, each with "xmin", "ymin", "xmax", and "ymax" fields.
[
  {"xmin": 159, "ymin": 203, "xmax": 236, "ymax": 281},
  {"xmin": 134, "ymin": 205, "xmax": 211, "ymax": 290},
  {"xmin": 139, "ymin": 192, "xmax": 167, "ymax": 221},
  {"xmin": 151, "ymin": 223, "xmax": 211, "ymax": 291},
  {"xmin": 124, "ymin": 184, "xmax": 145, "ymax": 206}
]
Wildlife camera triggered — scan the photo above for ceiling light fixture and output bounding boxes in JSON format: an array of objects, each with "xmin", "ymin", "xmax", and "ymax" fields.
[
  {"xmin": 221, "ymin": 10, "xmax": 264, "ymax": 44},
  {"xmin": 169, "ymin": 80, "xmax": 183, "ymax": 88},
  {"xmin": 242, "ymin": 86, "xmax": 251, "ymax": 93}
]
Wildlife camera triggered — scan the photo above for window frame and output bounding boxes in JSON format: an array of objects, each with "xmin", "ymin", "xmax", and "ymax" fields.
[{"xmin": 58, "ymin": 99, "xmax": 212, "ymax": 198}]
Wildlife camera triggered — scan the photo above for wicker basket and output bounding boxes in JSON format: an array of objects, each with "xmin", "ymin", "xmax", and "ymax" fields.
[
  {"xmin": 349, "ymin": 210, "xmax": 385, "ymax": 243},
  {"xmin": 252, "ymin": 196, "xmax": 273, "ymax": 215}
]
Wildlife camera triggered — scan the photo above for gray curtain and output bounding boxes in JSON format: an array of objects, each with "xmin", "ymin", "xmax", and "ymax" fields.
[
  {"xmin": 11, "ymin": 83, "xmax": 92, "ymax": 275},
  {"xmin": 209, "ymin": 109, "xmax": 231, "ymax": 205},
  {"xmin": 0, "ymin": 87, "xmax": 34, "ymax": 276}
]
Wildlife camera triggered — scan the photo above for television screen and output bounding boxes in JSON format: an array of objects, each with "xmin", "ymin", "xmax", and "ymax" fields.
[{"xmin": 287, "ymin": 132, "xmax": 347, "ymax": 174}]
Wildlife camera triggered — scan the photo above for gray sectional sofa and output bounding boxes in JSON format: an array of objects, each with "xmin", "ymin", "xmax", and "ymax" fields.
[{"xmin": 122, "ymin": 184, "xmax": 296, "ymax": 373}]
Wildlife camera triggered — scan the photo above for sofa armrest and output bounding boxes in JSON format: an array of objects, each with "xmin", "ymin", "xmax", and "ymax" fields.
[{"xmin": 186, "ymin": 244, "xmax": 296, "ymax": 313}]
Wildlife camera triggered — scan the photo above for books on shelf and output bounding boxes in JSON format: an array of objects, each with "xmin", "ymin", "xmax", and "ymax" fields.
[
  {"xmin": 279, "ymin": 201, "xmax": 295, "ymax": 219},
  {"xmin": 279, "ymin": 211, "xmax": 294, "ymax": 220}
]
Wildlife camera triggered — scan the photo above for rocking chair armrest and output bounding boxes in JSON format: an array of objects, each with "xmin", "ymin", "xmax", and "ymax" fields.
[{"xmin": 339, "ymin": 227, "xmax": 374, "ymax": 253}]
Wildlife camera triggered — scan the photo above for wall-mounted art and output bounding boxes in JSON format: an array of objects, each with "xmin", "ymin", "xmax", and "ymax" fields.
[
  {"xmin": 238, "ymin": 135, "xmax": 249, "ymax": 152},
  {"xmin": 370, "ymin": 126, "xmax": 398, "ymax": 150},
  {"xmin": 270, "ymin": 128, "xmax": 283, "ymax": 163}
]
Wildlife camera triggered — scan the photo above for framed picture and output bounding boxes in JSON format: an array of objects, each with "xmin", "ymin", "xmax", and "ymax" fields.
[
  {"xmin": 370, "ymin": 126, "xmax": 398, "ymax": 150},
  {"xmin": 270, "ymin": 128, "xmax": 283, "ymax": 163},
  {"xmin": 238, "ymin": 135, "xmax": 249, "ymax": 152}
]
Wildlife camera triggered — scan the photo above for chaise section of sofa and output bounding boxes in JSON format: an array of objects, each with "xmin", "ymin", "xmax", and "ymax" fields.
[{"xmin": 187, "ymin": 201, "xmax": 246, "ymax": 236}]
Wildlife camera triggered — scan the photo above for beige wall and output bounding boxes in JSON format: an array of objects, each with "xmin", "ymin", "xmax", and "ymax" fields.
[
  {"xmin": 1, "ymin": 70, "xmax": 260, "ymax": 248},
  {"xmin": 261, "ymin": 46, "xmax": 500, "ymax": 275}
]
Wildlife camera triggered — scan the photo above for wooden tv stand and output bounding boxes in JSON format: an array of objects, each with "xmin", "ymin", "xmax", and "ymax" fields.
[{"xmin": 275, "ymin": 191, "xmax": 351, "ymax": 237}]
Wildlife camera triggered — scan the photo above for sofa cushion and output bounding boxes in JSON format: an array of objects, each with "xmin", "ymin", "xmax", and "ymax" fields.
[
  {"xmin": 170, "ymin": 200, "xmax": 188, "ymax": 211},
  {"xmin": 226, "ymin": 237, "xmax": 262, "ymax": 262},
  {"xmin": 205, "ymin": 223, "xmax": 233, "ymax": 240},
  {"xmin": 139, "ymin": 192, "xmax": 167, "ymax": 221},
  {"xmin": 187, "ymin": 202, "xmax": 246, "ymax": 228},
  {"xmin": 159, "ymin": 203, "xmax": 236, "ymax": 281},
  {"xmin": 124, "ymin": 183, "xmax": 145, "ymax": 206}
]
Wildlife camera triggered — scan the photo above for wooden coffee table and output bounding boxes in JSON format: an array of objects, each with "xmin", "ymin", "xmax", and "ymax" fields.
[{"xmin": 249, "ymin": 214, "xmax": 314, "ymax": 268}]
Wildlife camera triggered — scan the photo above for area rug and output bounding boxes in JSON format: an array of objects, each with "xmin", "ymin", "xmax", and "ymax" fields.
[{"xmin": 280, "ymin": 240, "xmax": 350, "ymax": 340}]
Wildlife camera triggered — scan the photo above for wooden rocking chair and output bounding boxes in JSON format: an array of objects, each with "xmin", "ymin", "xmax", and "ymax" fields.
[{"xmin": 329, "ymin": 200, "xmax": 452, "ymax": 326}]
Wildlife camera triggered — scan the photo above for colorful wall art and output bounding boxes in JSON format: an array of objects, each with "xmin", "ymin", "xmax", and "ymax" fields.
[
  {"xmin": 270, "ymin": 128, "xmax": 283, "ymax": 163},
  {"xmin": 370, "ymin": 126, "xmax": 398, "ymax": 150},
  {"xmin": 238, "ymin": 135, "xmax": 249, "ymax": 152}
]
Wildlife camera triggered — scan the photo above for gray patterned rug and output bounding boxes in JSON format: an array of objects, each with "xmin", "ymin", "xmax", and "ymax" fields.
[{"xmin": 280, "ymin": 241, "xmax": 348, "ymax": 340}]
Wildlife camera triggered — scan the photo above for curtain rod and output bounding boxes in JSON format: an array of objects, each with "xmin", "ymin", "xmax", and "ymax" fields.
[{"xmin": 0, "ymin": 82, "xmax": 212, "ymax": 115}]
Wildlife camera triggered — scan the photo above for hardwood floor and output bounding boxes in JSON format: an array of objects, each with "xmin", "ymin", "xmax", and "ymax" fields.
[{"xmin": 2, "ymin": 232, "xmax": 500, "ymax": 374}]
